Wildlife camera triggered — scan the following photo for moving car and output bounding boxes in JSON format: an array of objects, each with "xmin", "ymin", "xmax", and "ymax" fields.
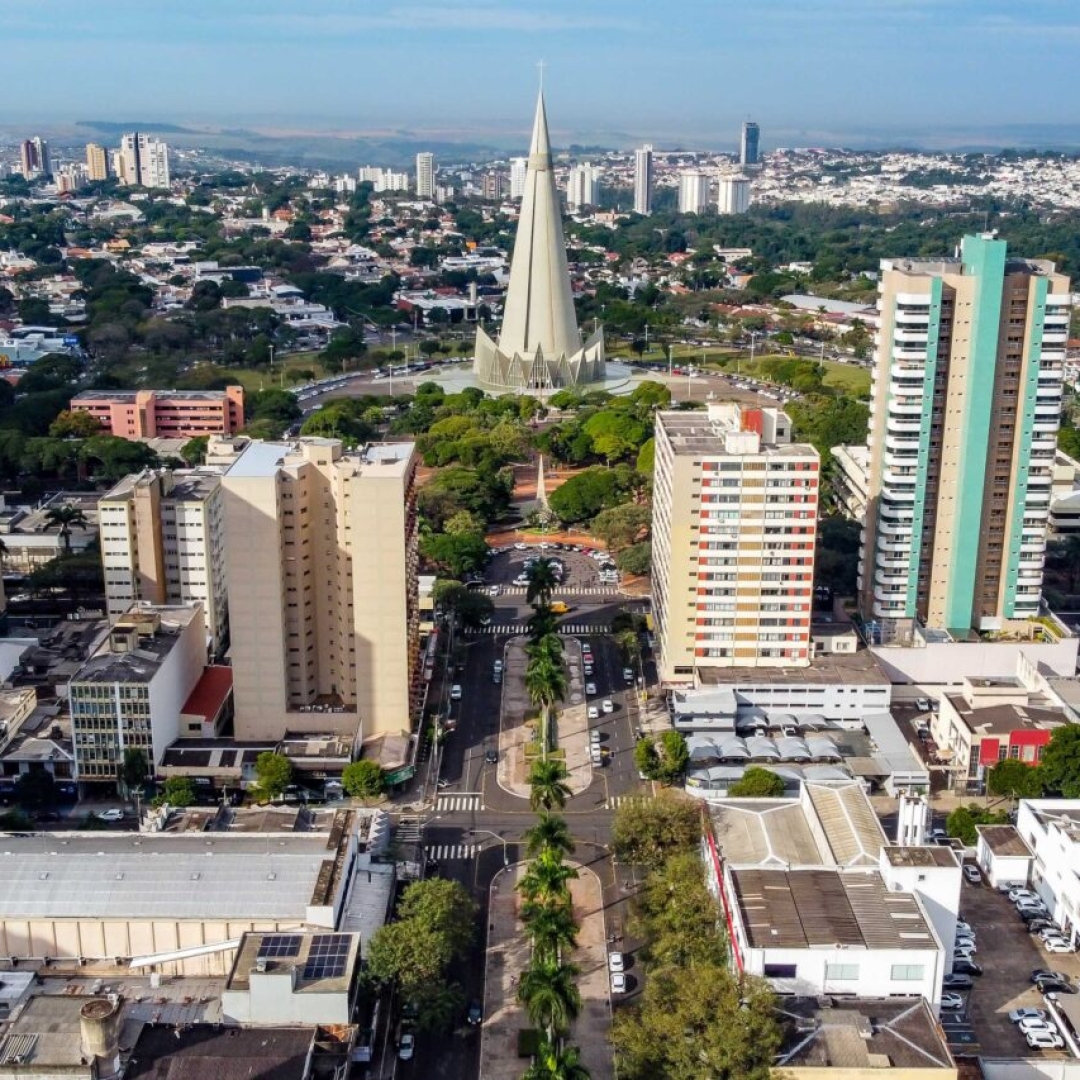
[
  {"xmin": 587, "ymin": 706, "xmax": 599, "ymax": 721},
  {"xmin": 398, "ymin": 1033, "xmax": 415, "ymax": 1060},
  {"xmin": 623, "ymin": 668, "xmax": 634, "ymax": 683},
  {"xmin": 493, "ymin": 659, "xmax": 504, "ymax": 673},
  {"xmin": 602, "ymin": 699, "xmax": 614, "ymax": 714},
  {"xmin": 450, "ymin": 685, "xmax": 462, "ymax": 701},
  {"xmin": 467, "ymin": 1000, "xmax": 483, "ymax": 1026},
  {"xmin": 484, "ymin": 749, "xmax": 498, "ymax": 764},
  {"xmin": 590, "ymin": 730, "xmax": 602, "ymax": 744},
  {"xmin": 96, "ymin": 808, "xmax": 124, "ymax": 822},
  {"xmin": 608, "ymin": 952, "xmax": 625, "ymax": 973},
  {"xmin": 1036, "ymin": 978, "xmax": 1076, "ymax": 995},
  {"xmin": 1031, "ymin": 969, "xmax": 1070, "ymax": 984},
  {"xmin": 585, "ymin": 683, "xmax": 597, "ymax": 696}
]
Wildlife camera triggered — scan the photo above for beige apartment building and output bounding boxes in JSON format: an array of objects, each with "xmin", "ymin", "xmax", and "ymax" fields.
[
  {"xmin": 99, "ymin": 469, "xmax": 228, "ymax": 654},
  {"xmin": 860, "ymin": 234, "xmax": 1072, "ymax": 638},
  {"xmin": 652, "ymin": 403, "xmax": 819, "ymax": 685},
  {"xmin": 221, "ymin": 438, "xmax": 419, "ymax": 743}
]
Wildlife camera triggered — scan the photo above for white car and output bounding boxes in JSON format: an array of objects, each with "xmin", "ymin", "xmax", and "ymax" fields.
[
  {"xmin": 514, "ymin": 543, "xmax": 529, "ymax": 550},
  {"xmin": 1028, "ymin": 1030, "xmax": 1065, "ymax": 1050},
  {"xmin": 1015, "ymin": 1015, "xmax": 1058, "ymax": 1032},
  {"xmin": 398, "ymin": 1032, "xmax": 416, "ymax": 1060},
  {"xmin": 493, "ymin": 659, "xmax": 504, "ymax": 673},
  {"xmin": 610, "ymin": 972, "xmax": 627, "ymax": 994},
  {"xmin": 587, "ymin": 706, "xmax": 599, "ymax": 721},
  {"xmin": 1010, "ymin": 1008, "xmax": 1048, "ymax": 1023},
  {"xmin": 1045, "ymin": 939, "xmax": 1075, "ymax": 953},
  {"xmin": 585, "ymin": 682, "xmax": 597, "ymax": 696},
  {"xmin": 608, "ymin": 952, "xmax": 625, "ymax": 973},
  {"xmin": 96, "ymin": 808, "xmax": 124, "ymax": 822},
  {"xmin": 962, "ymin": 865, "xmax": 982, "ymax": 884},
  {"xmin": 602, "ymin": 699, "xmax": 614, "ymax": 714},
  {"xmin": 450, "ymin": 685, "xmax": 462, "ymax": 701},
  {"xmin": 1010, "ymin": 888, "xmax": 1040, "ymax": 902},
  {"xmin": 956, "ymin": 921, "xmax": 973, "ymax": 935},
  {"xmin": 940, "ymin": 992, "xmax": 965, "ymax": 1011},
  {"xmin": 953, "ymin": 938, "xmax": 977, "ymax": 954}
]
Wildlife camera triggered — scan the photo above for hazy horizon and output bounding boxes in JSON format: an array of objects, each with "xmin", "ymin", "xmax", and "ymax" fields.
[{"xmin": 4, "ymin": 0, "xmax": 1080, "ymax": 151}]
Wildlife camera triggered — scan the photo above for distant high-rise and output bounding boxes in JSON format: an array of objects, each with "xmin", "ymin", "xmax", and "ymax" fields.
[
  {"xmin": 222, "ymin": 438, "xmax": 420, "ymax": 742},
  {"xmin": 509, "ymin": 156, "xmax": 528, "ymax": 199},
  {"xmin": 415, "ymin": 152, "xmax": 435, "ymax": 198},
  {"xmin": 473, "ymin": 92, "xmax": 605, "ymax": 393},
  {"xmin": 117, "ymin": 133, "xmax": 170, "ymax": 188},
  {"xmin": 85, "ymin": 143, "xmax": 110, "ymax": 182},
  {"xmin": 18, "ymin": 137, "xmax": 50, "ymax": 180},
  {"xmin": 565, "ymin": 162, "xmax": 601, "ymax": 211},
  {"xmin": 740, "ymin": 121, "xmax": 760, "ymax": 167},
  {"xmin": 633, "ymin": 145, "xmax": 654, "ymax": 215},
  {"xmin": 859, "ymin": 234, "xmax": 1072, "ymax": 637},
  {"xmin": 718, "ymin": 175, "xmax": 751, "ymax": 215},
  {"xmin": 677, "ymin": 170, "xmax": 711, "ymax": 215},
  {"xmin": 482, "ymin": 171, "xmax": 505, "ymax": 201}
]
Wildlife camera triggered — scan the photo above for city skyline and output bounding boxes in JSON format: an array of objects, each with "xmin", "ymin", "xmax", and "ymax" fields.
[{"xmin": 4, "ymin": 0, "xmax": 1080, "ymax": 146}]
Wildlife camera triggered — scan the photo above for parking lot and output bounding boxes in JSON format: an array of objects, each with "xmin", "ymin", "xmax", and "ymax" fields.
[
  {"xmin": 956, "ymin": 880, "xmax": 1080, "ymax": 1058},
  {"xmin": 484, "ymin": 544, "xmax": 620, "ymax": 592}
]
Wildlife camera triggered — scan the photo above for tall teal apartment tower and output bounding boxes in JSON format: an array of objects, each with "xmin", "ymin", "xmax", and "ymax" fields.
[{"xmin": 859, "ymin": 235, "xmax": 1071, "ymax": 638}]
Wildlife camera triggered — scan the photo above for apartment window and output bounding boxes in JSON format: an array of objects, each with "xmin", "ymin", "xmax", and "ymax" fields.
[
  {"xmin": 824, "ymin": 963, "xmax": 860, "ymax": 981},
  {"xmin": 763, "ymin": 964, "xmax": 797, "ymax": 979},
  {"xmin": 890, "ymin": 965, "xmax": 925, "ymax": 981}
]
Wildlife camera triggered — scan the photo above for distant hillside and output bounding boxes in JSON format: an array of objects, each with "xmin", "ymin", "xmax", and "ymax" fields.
[{"xmin": 76, "ymin": 120, "xmax": 198, "ymax": 135}]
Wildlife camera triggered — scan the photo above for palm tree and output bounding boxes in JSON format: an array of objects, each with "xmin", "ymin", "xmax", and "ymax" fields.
[
  {"xmin": 526, "ymin": 558, "xmax": 559, "ymax": 607},
  {"xmin": 525, "ymin": 652, "xmax": 567, "ymax": 757},
  {"xmin": 43, "ymin": 504, "xmax": 89, "ymax": 554},
  {"xmin": 528, "ymin": 604, "xmax": 559, "ymax": 643},
  {"xmin": 522, "ymin": 901, "xmax": 578, "ymax": 962},
  {"xmin": 523, "ymin": 1039, "xmax": 591, "ymax": 1080},
  {"xmin": 524, "ymin": 813, "xmax": 575, "ymax": 858},
  {"xmin": 528, "ymin": 758, "xmax": 572, "ymax": 812},
  {"xmin": 518, "ymin": 848, "xmax": 579, "ymax": 907},
  {"xmin": 518, "ymin": 958, "xmax": 582, "ymax": 1040}
]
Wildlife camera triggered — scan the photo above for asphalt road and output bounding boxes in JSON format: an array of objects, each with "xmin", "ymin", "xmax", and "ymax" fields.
[{"xmin": 383, "ymin": 574, "xmax": 654, "ymax": 1079}]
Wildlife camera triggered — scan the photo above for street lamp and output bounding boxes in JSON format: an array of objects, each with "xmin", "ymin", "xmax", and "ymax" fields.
[{"xmin": 469, "ymin": 828, "xmax": 510, "ymax": 866}]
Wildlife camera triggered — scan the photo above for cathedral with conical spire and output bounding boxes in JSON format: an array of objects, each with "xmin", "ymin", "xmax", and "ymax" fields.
[{"xmin": 473, "ymin": 91, "xmax": 605, "ymax": 393}]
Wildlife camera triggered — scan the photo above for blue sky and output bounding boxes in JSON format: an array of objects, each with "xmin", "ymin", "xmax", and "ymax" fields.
[{"xmin": 4, "ymin": 0, "xmax": 1079, "ymax": 145}]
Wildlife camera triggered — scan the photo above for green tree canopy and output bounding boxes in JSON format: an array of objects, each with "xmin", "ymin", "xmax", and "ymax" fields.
[
  {"xmin": 612, "ymin": 792, "xmax": 701, "ymax": 869},
  {"xmin": 253, "ymin": 751, "xmax": 293, "ymax": 799},
  {"xmin": 341, "ymin": 759, "xmax": 384, "ymax": 798},
  {"xmin": 160, "ymin": 776, "xmax": 196, "ymax": 807},
  {"xmin": 591, "ymin": 503, "xmax": 652, "ymax": 552},
  {"xmin": 987, "ymin": 759, "xmax": 1044, "ymax": 801},
  {"xmin": 1040, "ymin": 724, "xmax": 1080, "ymax": 797},
  {"xmin": 728, "ymin": 767, "xmax": 786, "ymax": 798},
  {"xmin": 946, "ymin": 804, "xmax": 1010, "ymax": 846},
  {"xmin": 616, "ymin": 541, "xmax": 651, "ymax": 576}
]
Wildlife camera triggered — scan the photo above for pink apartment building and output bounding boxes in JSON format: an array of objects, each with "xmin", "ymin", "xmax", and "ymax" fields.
[{"xmin": 70, "ymin": 387, "xmax": 245, "ymax": 440}]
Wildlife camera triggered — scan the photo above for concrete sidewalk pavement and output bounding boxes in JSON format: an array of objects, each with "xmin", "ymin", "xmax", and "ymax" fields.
[{"xmin": 480, "ymin": 863, "xmax": 613, "ymax": 1080}]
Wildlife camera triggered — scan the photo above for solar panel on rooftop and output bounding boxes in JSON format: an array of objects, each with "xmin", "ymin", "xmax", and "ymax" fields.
[
  {"xmin": 257, "ymin": 934, "xmax": 303, "ymax": 958},
  {"xmin": 302, "ymin": 933, "xmax": 350, "ymax": 979}
]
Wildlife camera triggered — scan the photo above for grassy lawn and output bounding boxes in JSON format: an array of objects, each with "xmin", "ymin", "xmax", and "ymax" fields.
[
  {"xmin": 194, "ymin": 351, "xmax": 332, "ymax": 393},
  {"xmin": 820, "ymin": 360, "xmax": 872, "ymax": 397}
]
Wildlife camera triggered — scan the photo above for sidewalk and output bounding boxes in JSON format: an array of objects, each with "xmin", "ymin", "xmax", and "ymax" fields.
[
  {"xmin": 480, "ymin": 863, "xmax": 613, "ymax": 1080},
  {"xmin": 497, "ymin": 636, "xmax": 592, "ymax": 799}
]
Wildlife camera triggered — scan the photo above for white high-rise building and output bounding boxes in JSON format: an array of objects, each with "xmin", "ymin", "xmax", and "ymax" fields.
[
  {"xmin": 415, "ymin": 152, "xmax": 435, "ymax": 198},
  {"xmin": 678, "ymin": 170, "xmax": 711, "ymax": 215},
  {"xmin": 98, "ymin": 468, "xmax": 230, "ymax": 654},
  {"xmin": 509, "ymin": 157, "xmax": 528, "ymax": 199},
  {"xmin": 117, "ymin": 133, "xmax": 170, "ymax": 188},
  {"xmin": 565, "ymin": 162, "xmax": 601, "ymax": 211},
  {"xmin": 222, "ymin": 438, "xmax": 420, "ymax": 743},
  {"xmin": 718, "ymin": 175, "xmax": 751, "ymax": 215},
  {"xmin": 633, "ymin": 145, "xmax": 654, "ymax": 215},
  {"xmin": 652, "ymin": 403, "xmax": 819, "ymax": 683}
]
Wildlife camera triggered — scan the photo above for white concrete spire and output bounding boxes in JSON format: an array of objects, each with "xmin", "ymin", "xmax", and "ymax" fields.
[
  {"xmin": 496, "ymin": 90, "xmax": 581, "ymax": 362},
  {"xmin": 473, "ymin": 90, "xmax": 604, "ymax": 394}
]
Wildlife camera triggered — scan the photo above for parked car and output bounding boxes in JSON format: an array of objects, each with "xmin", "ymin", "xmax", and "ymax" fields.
[
  {"xmin": 1010, "ymin": 887, "xmax": 1041, "ymax": 902},
  {"xmin": 942, "ymin": 974, "xmax": 974, "ymax": 990},
  {"xmin": 1027, "ymin": 920, "xmax": 1056, "ymax": 934},
  {"xmin": 623, "ymin": 668, "xmax": 635, "ymax": 683},
  {"xmin": 962, "ymin": 865, "xmax": 982, "ymax": 884},
  {"xmin": 955, "ymin": 920, "xmax": 973, "ymax": 935},
  {"xmin": 1036, "ymin": 978, "xmax": 1077, "ymax": 995},
  {"xmin": 587, "ymin": 706, "xmax": 599, "ymax": 721},
  {"xmin": 493, "ymin": 659, "xmax": 504, "ymax": 673},
  {"xmin": 1027, "ymin": 1030, "xmax": 1065, "ymax": 1050},
  {"xmin": 1045, "ymin": 939, "xmax": 1076, "ymax": 953},
  {"xmin": 1009, "ymin": 1007, "xmax": 1048, "ymax": 1023},
  {"xmin": 585, "ymin": 682, "xmax": 597, "ymax": 696},
  {"xmin": 916, "ymin": 698, "xmax": 931, "ymax": 711},
  {"xmin": 398, "ymin": 1033, "xmax": 415, "ymax": 1060},
  {"xmin": 96, "ymin": 808, "xmax": 124, "ymax": 822},
  {"xmin": 608, "ymin": 952, "xmax": 625, "ymax": 973},
  {"xmin": 610, "ymin": 972, "xmax": 627, "ymax": 994},
  {"xmin": 940, "ymin": 992, "xmax": 965, "ymax": 1011},
  {"xmin": 1020, "ymin": 1018, "xmax": 1060, "ymax": 1037},
  {"xmin": 602, "ymin": 699, "xmax": 615, "ymax": 714},
  {"xmin": 1031, "ymin": 969, "xmax": 1070, "ymax": 984},
  {"xmin": 953, "ymin": 959, "xmax": 983, "ymax": 977},
  {"xmin": 590, "ymin": 730, "xmax": 602, "ymax": 744}
]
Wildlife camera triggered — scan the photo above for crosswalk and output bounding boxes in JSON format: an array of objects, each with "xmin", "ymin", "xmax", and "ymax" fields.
[
  {"xmin": 425, "ymin": 843, "xmax": 480, "ymax": 861},
  {"xmin": 464, "ymin": 624, "xmax": 611, "ymax": 636},
  {"xmin": 502, "ymin": 586, "xmax": 623, "ymax": 597},
  {"xmin": 394, "ymin": 818, "xmax": 424, "ymax": 844},
  {"xmin": 607, "ymin": 795, "xmax": 651, "ymax": 810},
  {"xmin": 437, "ymin": 793, "xmax": 483, "ymax": 813}
]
